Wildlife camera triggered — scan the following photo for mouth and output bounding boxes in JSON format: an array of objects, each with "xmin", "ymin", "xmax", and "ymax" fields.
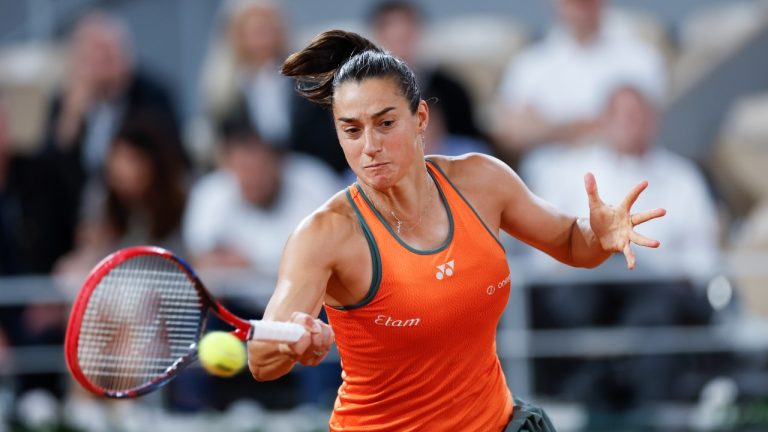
[{"xmin": 364, "ymin": 162, "xmax": 389, "ymax": 169}]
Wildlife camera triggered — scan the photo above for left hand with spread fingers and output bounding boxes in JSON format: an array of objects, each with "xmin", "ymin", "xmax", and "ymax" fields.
[{"xmin": 584, "ymin": 172, "xmax": 667, "ymax": 269}]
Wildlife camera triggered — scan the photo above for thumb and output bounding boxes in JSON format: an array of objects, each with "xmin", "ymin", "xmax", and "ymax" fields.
[{"xmin": 584, "ymin": 172, "xmax": 602, "ymax": 209}]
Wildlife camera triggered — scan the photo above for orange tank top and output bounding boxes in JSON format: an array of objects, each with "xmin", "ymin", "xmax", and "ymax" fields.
[{"xmin": 324, "ymin": 160, "xmax": 513, "ymax": 431}]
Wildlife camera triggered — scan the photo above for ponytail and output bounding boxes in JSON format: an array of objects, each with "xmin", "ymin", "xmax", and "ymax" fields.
[{"xmin": 281, "ymin": 29, "xmax": 420, "ymax": 112}]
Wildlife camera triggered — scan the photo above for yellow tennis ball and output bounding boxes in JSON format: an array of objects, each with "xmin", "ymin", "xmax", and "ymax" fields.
[{"xmin": 197, "ymin": 331, "xmax": 247, "ymax": 377}]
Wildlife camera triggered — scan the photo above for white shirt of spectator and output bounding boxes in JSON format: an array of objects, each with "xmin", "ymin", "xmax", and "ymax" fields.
[
  {"xmin": 182, "ymin": 154, "xmax": 341, "ymax": 274},
  {"xmin": 526, "ymin": 143, "xmax": 720, "ymax": 281},
  {"xmin": 498, "ymin": 13, "xmax": 667, "ymax": 124}
]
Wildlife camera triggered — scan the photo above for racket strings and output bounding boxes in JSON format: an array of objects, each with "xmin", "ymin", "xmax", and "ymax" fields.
[{"xmin": 77, "ymin": 255, "xmax": 204, "ymax": 392}]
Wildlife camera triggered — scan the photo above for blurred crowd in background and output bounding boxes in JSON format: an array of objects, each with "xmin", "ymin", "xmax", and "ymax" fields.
[{"xmin": 1, "ymin": 0, "xmax": 768, "ymax": 430}]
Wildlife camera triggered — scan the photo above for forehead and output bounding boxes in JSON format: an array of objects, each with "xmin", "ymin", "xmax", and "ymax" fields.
[{"xmin": 333, "ymin": 77, "xmax": 407, "ymax": 118}]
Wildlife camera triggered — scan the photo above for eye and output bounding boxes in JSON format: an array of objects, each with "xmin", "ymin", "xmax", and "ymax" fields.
[
  {"xmin": 381, "ymin": 120, "xmax": 395, "ymax": 128},
  {"xmin": 344, "ymin": 127, "xmax": 360, "ymax": 135}
]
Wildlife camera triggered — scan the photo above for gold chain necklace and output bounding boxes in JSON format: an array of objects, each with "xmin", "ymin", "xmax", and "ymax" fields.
[{"xmin": 360, "ymin": 175, "xmax": 435, "ymax": 235}]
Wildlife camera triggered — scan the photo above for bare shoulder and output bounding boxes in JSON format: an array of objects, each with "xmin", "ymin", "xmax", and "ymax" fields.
[
  {"xmin": 289, "ymin": 189, "xmax": 360, "ymax": 251},
  {"xmin": 427, "ymin": 153, "xmax": 521, "ymax": 194}
]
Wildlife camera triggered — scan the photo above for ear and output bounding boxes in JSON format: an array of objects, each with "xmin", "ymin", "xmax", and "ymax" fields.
[{"xmin": 416, "ymin": 99, "xmax": 429, "ymax": 134}]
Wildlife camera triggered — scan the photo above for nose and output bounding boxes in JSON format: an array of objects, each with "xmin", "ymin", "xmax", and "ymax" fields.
[{"xmin": 361, "ymin": 129, "xmax": 382, "ymax": 157}]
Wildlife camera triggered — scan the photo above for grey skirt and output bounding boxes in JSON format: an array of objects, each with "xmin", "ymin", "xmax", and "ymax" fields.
[{"xmin": 504, "ymin": 396, "xmax": 557, "ymax": 432}]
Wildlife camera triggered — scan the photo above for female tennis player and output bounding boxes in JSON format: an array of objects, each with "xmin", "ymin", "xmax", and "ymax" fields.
[{"xmin": 247, "ymin": 30, "xmax": 665, "ymax": 431}]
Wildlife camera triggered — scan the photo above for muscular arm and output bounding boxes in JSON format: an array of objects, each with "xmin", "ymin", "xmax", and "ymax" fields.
[
  {"xmin": 495, "ymin": 159, "xmax": 611, "ymax": 268},
  {"xmin": 443, "ymin": 154, "xmax": 611, "ymax": 268},
  {"xmin": 247, "ymin": 210, "xmax": 341, "ymax": 381},
  {"xmin": 440, "ymin": 154, "xmax": 663, "ymax": 269}
]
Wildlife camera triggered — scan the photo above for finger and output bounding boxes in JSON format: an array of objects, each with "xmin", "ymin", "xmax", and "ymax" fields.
[
  {"xmin": 313, "ymin": 322, "xmax": 333, "ymax": 354},
  {"xmin": 310, "ymin": 350, "xmax": 326, "ymax": 366},
  {"xmin": 310, "ymin": 323, "xmax": 325, "ymax": 352},
  {"xmin": 307, "ymin": 334, "xmax": 329, "ymax": 367},
  {"xmin": 301, "ymin": 349, "xmax": 319, "ymax": 366},
  {"xmin": 316, "ymin": 332, "xmax": 332, "ymax": 359},
  {"xmin": 623, "ymin": 242, "xmax": 636, "ymax": 270},
  {"xmin": 278, "ymin": 342, "xmax": 299, "ymax": 361},
  {"xmin": 288, "ymin": 313, "xmax": 320, "ymax": 364},
  {"xmin": 631, "ymin": 208, "xmax": 666, "ymax": 226},
  {"xmin": 630, "ymin": 231, "xmax": 661, "ymax": 248},
  {"xmin": 297, "ymin": 346, "xmax": 318, "ymax": 366},
  {"xmin": 290, "ymin": 311, "xmax": 316, "ymax": 332},
  {"xmin": 583, "ymin": 172, "xmax": 603, "ymax": 209},
  {"xmin": 620, "ymin": 180, "xmax": 649, "ymax": 211},
  {"xmin": 305, "ymin": 324, "xmax": 334, "ymax": 366},
  {"xmin": 323, "ymin": 324, "xmax": 335, "ymax": 348}
]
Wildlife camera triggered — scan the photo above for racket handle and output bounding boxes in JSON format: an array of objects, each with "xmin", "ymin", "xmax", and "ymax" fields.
[{"xmin": 247, "ymin": 320, "xmax": 306, "ymax": 343}]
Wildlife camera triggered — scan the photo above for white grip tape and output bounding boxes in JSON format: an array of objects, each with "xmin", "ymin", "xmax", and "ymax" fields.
[{"xmin": 247, "ymin": 320, "xmax": 306, "ymax": 343}]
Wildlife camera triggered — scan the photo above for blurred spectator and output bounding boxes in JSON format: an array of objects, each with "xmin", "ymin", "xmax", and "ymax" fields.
[
  {"xmin": 0, "ymin": 326, "xmax": 10, "ymax": 375},
  {"xmin": 528, "ymin": 84, "xmax": 719, "ymax": 407},
  {"xmin": 41, "ymin": 12, "xmax": 184, "ymax": 244},
  {"xmin": 0, "ymin": 104, "xmax": 15, "ymax": 381},
  {"xmin": 494, "ymin": 0, "xmax": 666, "ymax": 167},
  {"xmin": 1, "ymin": 99, "xmax": 78, "ymax": 399},
  {"xmin": 55, "ymin": 112, "xmax": 188, "ymax": 274},
  {"xmin": 0, "ymin": 102, "xmax": 75, "ymax": 275},
  {"xmin": 179, "ymin": 117, "xmax": 340, "ymax": 411},
  {"xmin": 183, "ymin": 118, "xmax": 339, "ymax": 274},
  {"xmin": 0, "ymin": 101, "xmax": 27, "ymax": 275},
  {"xmin": 198, "ymin": 0, "xmax": 342, "ymax": 172},
  {"xmin": 368, "ymin": 0, "xmax": 483, "ymax": 141},
  {"xmin": 528, "ymin": 84, "xmax": 719, "ymax": 279}
]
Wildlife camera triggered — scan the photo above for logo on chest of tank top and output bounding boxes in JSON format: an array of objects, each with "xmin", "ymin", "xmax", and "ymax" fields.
[
  {"xmin": 435, "ymin": 260, "xmax": 455, "ymax": 280},
  {"xmin": 486, "ymin": 274, "xmax": 511, "ymax": 295}
]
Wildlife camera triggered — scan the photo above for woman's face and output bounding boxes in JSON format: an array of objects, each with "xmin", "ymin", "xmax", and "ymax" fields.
[
  {"xmin": 106, "ymin": 139, "xmax": 153, "ymax": 203},
  {"xmin": 333, "ymin": 77, "xmax": 428, "ymax": 190}
]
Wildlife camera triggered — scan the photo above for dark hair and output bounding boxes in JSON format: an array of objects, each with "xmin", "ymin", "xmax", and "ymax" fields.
[
  {"xmin": 107, "ymin": 112, "xmax": 187, "ymax": 241},
  {"xmin": 367, "ymin": 0, "xmax": 424, "ymax": 26},
  {"xmin": 219, "ymin": 115, "xmax": 259, "ymax": 144},
  {"xmin": 281, "ymin": 29, "xmax": 421, "ymax": 112},
  {"xmin": 217, "ymin": 115, "xmax": 282, "ymax": 154}
]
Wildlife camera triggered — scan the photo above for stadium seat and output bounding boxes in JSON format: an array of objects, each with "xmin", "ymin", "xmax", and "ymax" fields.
[{"xmin": 713, "ymin": 92, "xmax": 768, "ymax": 213}]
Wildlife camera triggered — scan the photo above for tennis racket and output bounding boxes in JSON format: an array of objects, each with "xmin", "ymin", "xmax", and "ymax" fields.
[{"xmin": 64, "ymin": 246, "xmax": 305, "ymax": 399}]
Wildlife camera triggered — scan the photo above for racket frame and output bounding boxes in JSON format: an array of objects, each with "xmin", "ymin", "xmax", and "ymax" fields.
[{"xmin": 65, "ymin": 246, "xmax": 252, "ymax": 398}]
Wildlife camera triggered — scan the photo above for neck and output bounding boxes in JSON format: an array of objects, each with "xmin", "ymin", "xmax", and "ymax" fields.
[
  {"xmin": 360, "ymin": 165, "xmax": 435, "ymax": 234},
  {"xmin": 571, "ymin": 27, "xmax": 599, "ymax": 46},
  {"xmin": 622, "ymin": 146, "xmax": 650, "ymax": 158},
  {"xmin": 246, "ymin": 55, "xmax": 276, "ymax": 71}
]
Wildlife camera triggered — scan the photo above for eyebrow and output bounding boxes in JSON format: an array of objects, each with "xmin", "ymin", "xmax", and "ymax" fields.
[{"xmin": 337, "ymin": 106, "xmax": 396, "ymax": 123}]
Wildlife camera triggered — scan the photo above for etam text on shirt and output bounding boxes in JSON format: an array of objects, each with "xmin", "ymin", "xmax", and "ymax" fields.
[{"xmin": 374, "ymin": 315, "xmax": 421, "ymax": 327}]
